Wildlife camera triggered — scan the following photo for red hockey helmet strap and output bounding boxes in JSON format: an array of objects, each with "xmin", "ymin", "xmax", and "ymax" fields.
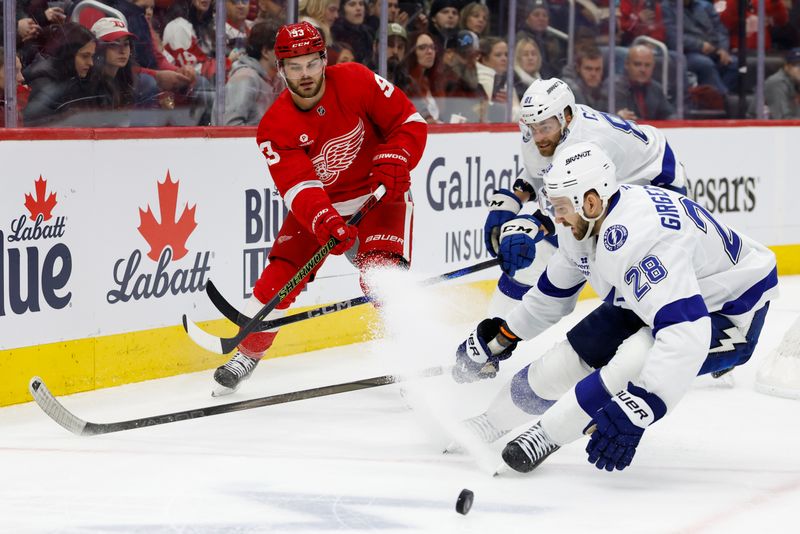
[{"xmin": 275, "ymin": 22, "xmax": 326, "ymax": 61}]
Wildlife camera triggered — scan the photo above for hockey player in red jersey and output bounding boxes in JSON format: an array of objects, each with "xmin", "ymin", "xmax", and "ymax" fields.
[{"xmin": 213, "ymin": 21, "xmax": 428, "ymax": 394}]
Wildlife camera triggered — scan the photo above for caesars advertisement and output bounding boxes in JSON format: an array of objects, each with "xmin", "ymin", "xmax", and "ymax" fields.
[{"xmin": 1, "ymin": 125, "xmax": 798, "ymax": 351}]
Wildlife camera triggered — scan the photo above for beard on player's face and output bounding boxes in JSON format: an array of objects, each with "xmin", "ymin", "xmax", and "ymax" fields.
[{"xmin": 287, "ymin": 74, "xmax": 324, "ymax": 98}]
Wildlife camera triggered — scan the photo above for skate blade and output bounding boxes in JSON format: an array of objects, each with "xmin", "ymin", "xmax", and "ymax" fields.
[
  {"xmin": 493, "ymin": 462, "xmax": 508, "ymax": 477},
  {"xmin": 442, "ymin": 440, "xmax": 460, "ymax": 454},
  {"xmin": 211, "ymin": 384, "xmax": 240, "ymax": 397}
]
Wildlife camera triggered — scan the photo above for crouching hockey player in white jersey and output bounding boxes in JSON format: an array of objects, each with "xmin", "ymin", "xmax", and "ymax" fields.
[
  {"xmin": 454, "ymin": 142, "xmax": 777, "ymax": 473},
  {"xmin": 485, "ymin": 78, "xmax": 688, "ymax": 316}
]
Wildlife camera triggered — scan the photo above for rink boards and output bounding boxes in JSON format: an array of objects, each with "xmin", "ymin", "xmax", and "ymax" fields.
[{"xmin": 1, "ymin": 122, "xmax": 799, "ymax": 406}]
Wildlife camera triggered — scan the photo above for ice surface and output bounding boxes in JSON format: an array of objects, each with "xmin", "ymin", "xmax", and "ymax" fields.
[{"xmin": 1, "ymin": 275, "xmax": 799, "ymax": 533}]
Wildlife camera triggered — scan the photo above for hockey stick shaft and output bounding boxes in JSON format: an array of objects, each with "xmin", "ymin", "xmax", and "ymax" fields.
[
  {"xmin": 206, "ymin": 257, "xmax": 500, "ymax": 332},
  {"xmin": 183, "ymin": 186, "xmax": 386, "ymax": 354},
  {"xmin": 29, "ymin": 366, "xmax": 443, "ymax": 436}
]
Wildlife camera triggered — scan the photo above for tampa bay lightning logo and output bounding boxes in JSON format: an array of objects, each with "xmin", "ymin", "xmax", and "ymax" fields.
[
  {"xmin": 522, "ymin": 126, "xmax": 532, "ymax": 143},
  {"xmin": 603, "ymin": 225, "xmax": 628, "ymax": 251}
]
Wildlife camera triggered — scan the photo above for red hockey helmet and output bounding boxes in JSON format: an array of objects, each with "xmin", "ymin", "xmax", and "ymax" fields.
[{"xmin": 274, "ymin": 22, "xmax": 326, "ymax": 61}]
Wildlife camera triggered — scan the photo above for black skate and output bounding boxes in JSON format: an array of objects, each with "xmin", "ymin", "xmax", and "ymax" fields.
[
  {"xmin": 501, "ymin": 422, "xmax": 560, "ymax": 473},
  {"xmin": 212, "ymin": 352, "xmax": 259, "ymax": 396}
]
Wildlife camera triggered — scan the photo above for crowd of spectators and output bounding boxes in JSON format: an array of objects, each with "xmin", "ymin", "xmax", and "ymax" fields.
[{"xmin": 2, "ymin": 0, "xmax": 800, "ymax": 126}]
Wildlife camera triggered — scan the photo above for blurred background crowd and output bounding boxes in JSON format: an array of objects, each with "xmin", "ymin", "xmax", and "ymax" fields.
[{"xmin": 1, "ymin": 0, "xmax": 799, "ymax": 127}]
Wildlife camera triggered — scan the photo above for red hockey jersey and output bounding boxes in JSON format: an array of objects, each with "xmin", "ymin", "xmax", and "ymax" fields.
[{"xmin": 255, "ymin": 62, "xmax": 427, "ymax": 215}]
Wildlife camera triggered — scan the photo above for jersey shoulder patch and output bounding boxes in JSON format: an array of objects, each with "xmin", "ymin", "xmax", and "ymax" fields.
[{"xmin": 603, "ymin": 224, "xmax": 629, "ymax": 251}]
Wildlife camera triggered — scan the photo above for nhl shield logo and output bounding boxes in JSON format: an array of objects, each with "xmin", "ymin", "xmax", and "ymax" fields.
[
  {"xmin": 603, "ymin": 224, "xmax": 628, "ymax": 251},
  {"xmin": 317, "ymin": 106, "xmax": 326, "ymax": 116}
]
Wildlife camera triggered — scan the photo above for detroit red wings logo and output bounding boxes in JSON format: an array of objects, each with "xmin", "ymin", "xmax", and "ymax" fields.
[{"xmin": 311, "ymin": 119, "xmax": 365, "ymax": 185}]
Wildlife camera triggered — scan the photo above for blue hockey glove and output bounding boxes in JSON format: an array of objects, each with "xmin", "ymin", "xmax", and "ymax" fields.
[
  {"xmin": 453, "ymin": 318, "xmax": 519, "ymax": 383},
  {"xmin": 585, "ymin": 386, "xmax": 665, "ymax": 472},
  {"xmin": 497, "ymin": 214, "xmax": 546, "ymax": 277},
  {"xmin": 484, "ymin": 190, "xmax": 523, "ymax": 257}
]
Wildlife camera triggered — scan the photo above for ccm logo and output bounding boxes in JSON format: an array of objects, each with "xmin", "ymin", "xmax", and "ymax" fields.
[
  {"xmin": 501, "ymin": 224, "xmax": 534, "ymax": 234},
  {"xmin": 365, "ymin": 234, "xmax": 404, "ymax": 244}
]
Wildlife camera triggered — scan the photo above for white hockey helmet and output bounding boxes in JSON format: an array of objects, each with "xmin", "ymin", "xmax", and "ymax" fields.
[
  {"xmin": 520, "ymin": 78, "xmax": 576, "ymax": 129},
  {"xmin": 541, "ymin": 142, "xmax": 618, "ymax": 239}
]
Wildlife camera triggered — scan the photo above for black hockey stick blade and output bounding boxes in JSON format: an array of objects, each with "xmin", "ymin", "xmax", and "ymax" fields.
[
  {"xmin": 183, "ymin": 185, "xmax": 386, "ymax": 354},
  {"xmin": 206, "ymin": 257, "xmax": 500, "ymax": 332},
  {"xmin": 29, "ymin": 366, "xmax": 443, "ymax": 436}
]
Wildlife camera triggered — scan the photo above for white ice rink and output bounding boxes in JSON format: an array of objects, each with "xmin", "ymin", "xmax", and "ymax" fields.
[{"xmin": 2, "ymin": 274, "xmax": 799, "ymax": 534}]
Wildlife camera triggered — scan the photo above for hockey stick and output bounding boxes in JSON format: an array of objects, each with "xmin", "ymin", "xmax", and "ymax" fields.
[
  {"xmin": 183, "ymin": 185, "xmax": 386, "ymax": 355},
  {"xmin": 29, "ymin": 366, "xmax": 443, "ymax": 436},
  {"xmin": 205, "ymin": 258, "xmax": 500, "ymax": 332}
]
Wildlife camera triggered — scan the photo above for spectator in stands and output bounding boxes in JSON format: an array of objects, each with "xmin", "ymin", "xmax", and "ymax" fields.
[
  {"xmin": 718, "ymin": 0, "xmax": 789, "ymax": 53},
  {"xmin": 396, "ymin": 31, "xmax": 444, "ymax": 123},
  {"xmin": 619, "ymin": 0, "xmax": 666, "ymax": 46},
  {"xmin": 23, "ymin": 23, "xmax": 102, "ymax": 125},
  {"xmin": 215, "ymin": 21, "xmax": 282, "ymax": 125},
  {"xmin": 90, "ymin": 17, "xmax": 159, "ymax": 119},
  {"xmin": 758, "ymin": 47, "xmax": 800, "ymax": 118},
  {"xmin": 332, "ymin": 0, "xmax": 375, "ymax": 65},
  {"xmin": 383, "ymin": 22, "xmax": 409, "ymax": 84},
  {"xmin": 441, "ymin": 29, "xmax": 487, "ymax": 122},
  {"xmin": 517, "ymin": 0, "xmax": 567, "ymax": 78},
  {"xmin": 299, "ymin": 0, "xmax": 339, "ymax": 43},
  {"xmin": 428, "ymin": 0, "xmax": 460, "ymax": 52},
  {"xmin": 386, "ymin": 21, "xmax": 408, "ymax": 62},
  {"xmin": 563, "ymin": 47, "xmax": 609, "ymax": 110},
  {"xmin": 327, "ymin": 41, "xmax": 356, "ymax": 63},
  {"xmin": 460, "ymin": 2, "xmax": 489, "ymax": 38},
  {"xmin": 513, "ymin": 36, "xmax": 542, "ymax": 97},
  {"xmin": 397, "ymin": 0, "xmax": 429, "ymax": 34},
  {"xmin": 0, "ymin": 47, "xmax": 27, "ymax": 126},
  {"xmin": 663, "ymin": 0, "xmax": 738, "ymax": 95},
  {"xmin": 163, "ymin": 0, "xmax": 220, "ymax": 81},
  {"xmin": 226, "ymin": 0, "xmax": 253, "ymax": 57},
  {"xmin": 477, "ymin": 36, "xmax": 520, "ymax": 121},
  {"xmin": 614, "ymin": 43, "xmax": 676, "ymax": 119},
  {"xmin": 253, "ymin": 0, "xmax": 285, "ymax": 24},
  {"xmin": 108, "ymin": 0, "xmax": 159, "ymax": 70},
  {"xmin": 109, "ymin": 0, "xmax": 196, "ymax": 94}
]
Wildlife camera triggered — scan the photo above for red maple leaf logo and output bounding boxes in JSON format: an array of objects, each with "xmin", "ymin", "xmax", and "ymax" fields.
[
  {"xmin": 137, "ymin": 171, "xmax": 197, "ymax": 262},
  {"xmin": 24, "ymin": 176, "xmax": 58, "ymax": 221}
]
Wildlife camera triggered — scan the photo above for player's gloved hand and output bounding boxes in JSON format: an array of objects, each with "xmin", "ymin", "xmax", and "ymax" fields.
[
  {"xmin": 371, "ymin": 145, "xmax": 411, "ymax": 201},
  {"xmin": 311, "ymin": 207, "xmax": 358, "ymax": 255},
  {"xmin": 453, "ymin": 318, "xmax": 519, "ymax": 383},
  {"xmin": 484, "ymin": 190, "xmax": 523, "ymax": 257},
  {"xmin": 498, "ymin": 213, "xmax": 546, "ymax": 277},
  {"xmin": 585, "ymin": 385, "xmax": 663, "ymax": 472}
]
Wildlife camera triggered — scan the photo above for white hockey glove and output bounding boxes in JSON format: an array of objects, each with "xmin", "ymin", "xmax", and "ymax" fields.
[{"xmin": 453, "ymin": 318, "xmax": 519, "ymax": 383}]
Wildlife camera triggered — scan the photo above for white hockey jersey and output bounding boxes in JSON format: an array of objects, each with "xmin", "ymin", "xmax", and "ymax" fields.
[
  {"xmin": 506, "ymin": 185, "xmax": 778, "ymax": 414},
  {"xmin": 519, "ymin": 104, "xmax": 685, "ymax": 194}
]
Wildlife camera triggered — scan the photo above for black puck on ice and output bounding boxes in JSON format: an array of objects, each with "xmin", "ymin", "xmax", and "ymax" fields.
[{"xmin": 455, "ymin": 489, "xmax": 474, "ymax": 515}]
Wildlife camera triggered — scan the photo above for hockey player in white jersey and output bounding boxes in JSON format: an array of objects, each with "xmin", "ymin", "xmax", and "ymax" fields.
[
  {"xmin": 485, "ymin": 77, "xmax": 687, "ymax": 316},
  {"xmin": 454, "ymin": 142, "xmax": 777, "ymax": 473}
]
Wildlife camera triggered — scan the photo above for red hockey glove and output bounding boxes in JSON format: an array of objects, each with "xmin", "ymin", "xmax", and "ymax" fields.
[
  {"xmin": 292, "ymin": 188, "xmax": 358, "ymax": 255},
  {"xmin": 311, "ymin": 206, "xmax": 358, "ymax": 255},
  {"xmin": 370, "ymin": 145, "xmax": 411, "ymax": 201}
]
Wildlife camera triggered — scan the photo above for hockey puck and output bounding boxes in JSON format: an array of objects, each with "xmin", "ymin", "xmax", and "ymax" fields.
[{"xmin": 455, "ymin": 489, "xmax": 474, "ymax": 515}]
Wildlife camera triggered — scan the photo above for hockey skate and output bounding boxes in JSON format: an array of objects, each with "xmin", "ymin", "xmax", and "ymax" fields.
[
  {"xmin": 444, "ymin": 413, "xmax": 511, "ymax": 453},
  {"xmin": 212, "ymin": 352, "xmax": 259, "ymax": 397},
  {"xmin": 501, "ymin": 422, "xmax": 560, "ymax": 473}
]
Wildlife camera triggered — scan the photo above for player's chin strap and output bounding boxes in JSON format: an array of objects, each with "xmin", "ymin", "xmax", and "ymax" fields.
[{"xmin": 577, "ymin": 198, "xmax": 608, "ymax": 243}]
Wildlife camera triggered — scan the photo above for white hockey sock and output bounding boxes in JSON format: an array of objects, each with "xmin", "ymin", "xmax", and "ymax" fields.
[{"xmin": 482, "ymin": 339, "xmax": 592, "ymax": 431}]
